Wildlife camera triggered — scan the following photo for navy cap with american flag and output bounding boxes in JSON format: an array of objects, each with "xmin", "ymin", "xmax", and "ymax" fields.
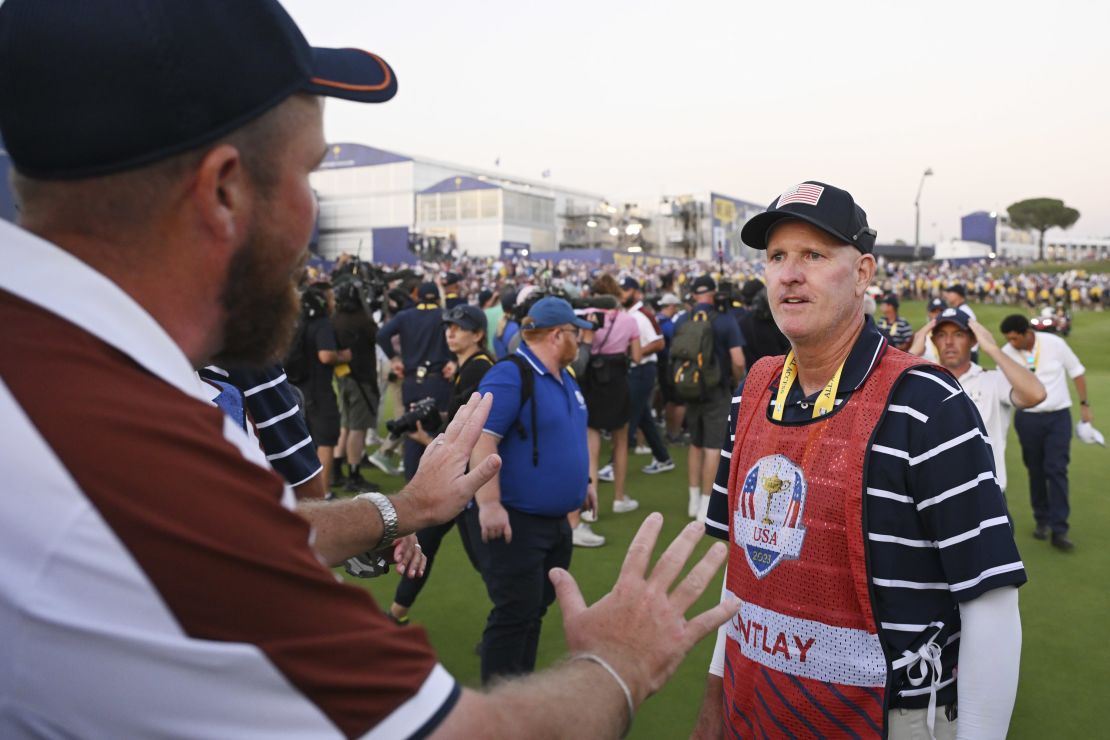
[{"xmin": 740, "ymin": 180, "xmax": 877, "ymax": 254}]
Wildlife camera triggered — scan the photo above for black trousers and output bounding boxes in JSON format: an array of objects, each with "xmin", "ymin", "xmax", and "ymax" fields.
[
  {"xmin": 1014, "ymin": 408, "xmax": 1072, "ymax": 534},
  {"xmin": 627, "ymin": 362, "xmax": 670, "ymax": 462},
  {"xmin": 392, "ymin": 510, "xmax": 480, "ymax": 609},
  {"xmin": 467, "ymin": 506, "xmax": 572, "ymax": 685}
]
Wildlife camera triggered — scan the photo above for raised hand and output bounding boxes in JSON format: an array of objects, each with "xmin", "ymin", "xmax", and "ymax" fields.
[{"xmin": 550, "ymin": 514, "xmax": 738, "ymax": 704}]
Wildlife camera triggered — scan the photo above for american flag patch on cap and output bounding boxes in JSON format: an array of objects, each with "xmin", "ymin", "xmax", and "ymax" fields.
[{"xmin": 776, "ymin": 183, "xmax": 824, "ymax": 208}]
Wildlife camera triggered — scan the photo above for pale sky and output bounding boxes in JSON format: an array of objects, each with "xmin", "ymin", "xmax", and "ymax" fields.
[{"xmin": 283, "ymin": 0, "xmax": 1110, "ymax": 245}]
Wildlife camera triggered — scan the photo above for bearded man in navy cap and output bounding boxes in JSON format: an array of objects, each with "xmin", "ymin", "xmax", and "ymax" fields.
[{"xmin": 694, "ymin": 182, "xmax": 1026, "ymax": 739}]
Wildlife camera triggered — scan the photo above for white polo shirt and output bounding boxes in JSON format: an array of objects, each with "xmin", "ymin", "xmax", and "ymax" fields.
[
  {"xmin": 1001, "ymin": 332, "xmax": 1084, "ymax": 414},
  {"xmin": 954, "ymin": 364, "xmax": 1014, "ymax": 490},
  {"xmin": 629, "ymin": 301, "xmax": 662, "ymax": 367}
]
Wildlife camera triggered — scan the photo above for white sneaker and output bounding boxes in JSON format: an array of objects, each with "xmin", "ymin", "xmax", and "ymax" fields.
[
  {"xmin": 613, "ymin": 497, "xmax": 640, "ymax": 514},
  {"xmin": 597, "ymin": 463, "xmax": 614, "ymax": 482},
  {"xmin": 580, "ymin": 508, "xmax": 598, "ymax": 523},
  {"xmin": 366, "ymin": 451, "xmax": 401, "ymax": 477},
  {"xmin": 696, "ymin": 494, "xmax": 711, "ymax": 523},
  {"xmin": 572, "ymin": 523, "xmax": 606, "ymax": 548},
  {"xmin": 688, "ymin": 491, "xmax": 700, "ymax": 519},
  {"xmin": 633, "ymin": 445, "xmax": 652, "ymax": 456},
  {"xmin": 642, "ymin": 458, "xmax": 675, "ymax": 475}
]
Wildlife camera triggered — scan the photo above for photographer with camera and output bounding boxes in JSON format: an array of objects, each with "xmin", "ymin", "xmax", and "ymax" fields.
[
  {"xmin": 376, "ymin": 281, "xmax": 456, "ymax": 482},
  {"xmin": 578, "ymin": 274, "xmax": 642, "ymax": 547},
  {"xmin": 330, "ymin": 277, "xmax": 381, "ymax": 493},
  {"xmin": 287, "ymin": 280, "xmax": 351, "ymax": 493},
  {"xmin": 389, "ymin": 304, "xmax": 494, "ymax": 624}
]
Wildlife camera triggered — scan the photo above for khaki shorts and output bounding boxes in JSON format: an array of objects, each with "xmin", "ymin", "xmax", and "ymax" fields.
[
  {"xmin": 685, "ymin": 386, "xmax": 731, "ymax": 449},
  {"xmin": 887, "ymin": 704, "xmax": 957, "ymax": 740},
  {"xmin": 337, "ymin": 375, "xmax": 378, "ymax": 430}
]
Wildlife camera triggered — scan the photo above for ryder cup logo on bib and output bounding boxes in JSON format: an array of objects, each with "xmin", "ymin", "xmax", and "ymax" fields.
[{"xmin": 733, "ymin": 454, "xmax": 808, "ymax": 578}]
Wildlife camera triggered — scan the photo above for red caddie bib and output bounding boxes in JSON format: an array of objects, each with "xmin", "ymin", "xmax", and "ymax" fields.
[{"xmin": 722, "ymin": 347, "xmax": 926, "ymax": 738}]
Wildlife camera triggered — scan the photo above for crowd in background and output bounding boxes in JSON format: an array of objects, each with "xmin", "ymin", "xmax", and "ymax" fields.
[{"xmin": 242, "ymin": 248, "xmax": 1101, "ymax": 687}]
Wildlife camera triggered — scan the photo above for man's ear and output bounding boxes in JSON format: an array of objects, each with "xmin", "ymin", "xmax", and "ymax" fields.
[
  {"xmin": 856, "ymin": 253, "xmax": 877, "ymax": 296},
  {"xmin": 190, "ymin": 144, "xmax": 251, "ymax": 248}
]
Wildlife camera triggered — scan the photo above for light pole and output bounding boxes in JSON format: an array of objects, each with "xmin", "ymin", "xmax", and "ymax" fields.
[{"xmin": 914, "ymin": 167, "xmax": 934, "ymax": 259}]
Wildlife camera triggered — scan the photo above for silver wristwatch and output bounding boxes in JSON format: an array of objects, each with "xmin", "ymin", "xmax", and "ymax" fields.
[{"xmin": 355, "ymin": 492, "xmax": 398, "ymax": 549}]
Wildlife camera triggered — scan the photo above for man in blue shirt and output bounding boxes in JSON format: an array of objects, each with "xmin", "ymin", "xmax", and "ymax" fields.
[
  {"xmin": 468, "ymin": 296, "xmax": 597, "ymax": 684},
  {"xmin": 672, "ymin": 276, "xmax": 745, "ymax": 521},
  {"xmin": 375, "ymin": 281, "xmax": 454, "ymax": 481}
]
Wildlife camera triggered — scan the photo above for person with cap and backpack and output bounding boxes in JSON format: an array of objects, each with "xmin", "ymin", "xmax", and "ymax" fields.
[
  {"xmin": 694, "ymin": 181, "xmax": 1025, "ymax": 739},
  {"xmin": 468, "ymin": 296, "xmax": 599, "ymax": 684},
  {"xmin": 670, "ymin": 274, "xmax": 745, "ymax": 522}
]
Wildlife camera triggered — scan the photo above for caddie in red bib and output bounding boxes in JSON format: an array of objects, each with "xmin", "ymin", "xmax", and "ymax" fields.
[{"xmin": 692, "ymin": 181, "xmax": 1027, "ymax": 740}]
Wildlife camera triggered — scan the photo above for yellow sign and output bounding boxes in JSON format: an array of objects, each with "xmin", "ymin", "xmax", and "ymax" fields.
[{"xmin": 713, "ymin": 197, "xmax": 737, "ymax": 224}]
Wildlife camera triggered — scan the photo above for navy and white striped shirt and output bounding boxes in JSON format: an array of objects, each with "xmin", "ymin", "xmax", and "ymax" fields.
[
  {"xmin": 706, "ymin": 317, "xmax": 1026, "ymax": 709},
  {"xmin": 200, "ymin": 365, "xmax": 321, "ymax": 487}
]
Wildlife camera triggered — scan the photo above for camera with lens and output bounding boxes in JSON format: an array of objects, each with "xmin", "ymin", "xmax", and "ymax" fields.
[
  {"xmin": 509, "ymin": 288, "xmax": 618, "ymax": 328},
  {"xmin": 331, "ymin": 258, "xmax": 417, "ymax": 316},
  {"xmin": 715, "ymin": 280, "xmax": 738, "ymax": 314},
  {"xmin": 386, "ymin": 396, "xmax": 443, "ymax": 439}
]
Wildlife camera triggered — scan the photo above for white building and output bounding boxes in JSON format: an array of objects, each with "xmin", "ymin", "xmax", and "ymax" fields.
[
  {"xmin": 309, "ymin": 143, "xmax": 604, "ymax": 262},
  {"xmin": 1044, "ymin": 234, "xmax": 1110, "ymax": 261},
  {"xmin": 959, "ymin": 210, "xmax": 1109, "ymax": 261}
]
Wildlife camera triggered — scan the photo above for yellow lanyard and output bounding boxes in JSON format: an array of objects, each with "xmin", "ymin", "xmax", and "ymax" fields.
[
  {"xmin": 772, "ymin": 350, "xmax": 846, "ymax": 421},
  {"xmin": 1023, "ymin": 336, "xmax": 1040, "ymax": 373},
  {"xmin": 417, "ymin": 303, "xmax": 438, "ymax": 310}
]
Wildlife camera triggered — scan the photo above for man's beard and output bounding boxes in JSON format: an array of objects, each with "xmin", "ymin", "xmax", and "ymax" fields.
[
  {"xmin": 211, "ymin": 224, "xmax": 303, "ymax": 368},
  {"xmin": 622, "ymin": 295, "xmax": 637, "ymax": 309}
]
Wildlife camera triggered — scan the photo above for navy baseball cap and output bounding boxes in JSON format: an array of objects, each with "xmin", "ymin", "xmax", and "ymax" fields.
[
  {"xmin": 927, "ymin": 298, "xmax": 947, "ymax": 312},
  {"xmin": 443, "ymin": 304, "xmax": 487, "ymax": 334},
  {"xmin": 741, "ymin": 181, "xmax": 876, "ymax": 254},
  {"xmin": 880, "ymin": 293, "xmax": 900, "ymax": 309},
  {"xmin": 0, "ymin": 0, "xmax": 398, "ymax": 179},
  {"xmin": 691, "ymin": 275, "xmax": 717, "ymax": 294},
  {"xmin": 527, "ymin": 297, "xmax": 592, "ymax": 330},
  {"xmin": 620, "ymin": 277, "xmax": 641, "ymax": 292},
  {"xmin": 417, "ymin": 282, "xmax": 440, "ymax": 301},
  {"xmin": 443, "ymin": 272, "xmax": 462, "ymax": 286},
  {"xmin": 933, "ymin": 307, "xmax": 971, "ymax": 331},
  {"xmin": 944, "ymin": 284, "xmax": 967, "ymax": 298}
]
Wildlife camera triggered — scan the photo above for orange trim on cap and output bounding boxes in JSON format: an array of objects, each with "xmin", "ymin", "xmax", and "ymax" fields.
[{"xmin": 310, "ymin": 49, "xmax": 392, "ymax": 92}]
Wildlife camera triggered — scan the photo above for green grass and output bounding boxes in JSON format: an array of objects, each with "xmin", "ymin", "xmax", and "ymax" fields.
[
  {"xmin": 343, "ymin": 302, "xmax": 1110, "ymax": 738},
  {"xmin": 987, "ymin": 258, "xmax": 1110, "ymax": 276}
]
